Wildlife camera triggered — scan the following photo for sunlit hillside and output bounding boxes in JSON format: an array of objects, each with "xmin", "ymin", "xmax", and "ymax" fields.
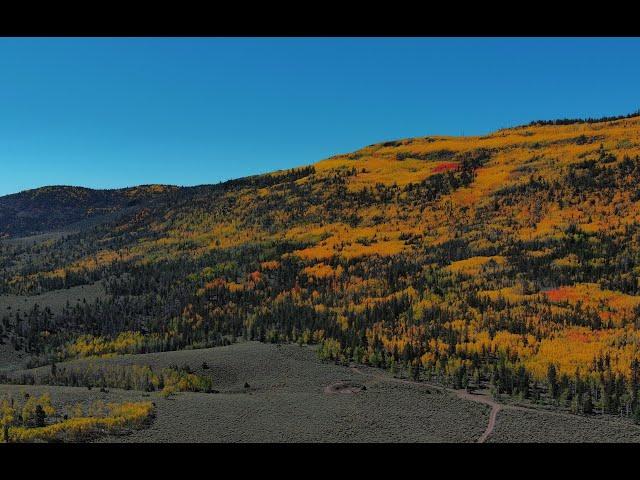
[{"xmin": 4, "ymin": 112, "xmax": 640, "ymax": 417}]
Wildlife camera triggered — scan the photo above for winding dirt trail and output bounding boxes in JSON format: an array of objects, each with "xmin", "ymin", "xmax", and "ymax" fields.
[
  {"xmin": 349, "ymin": 364, "xmax": 640, "ymax": 443},
  {"xmin": 350, "ymin": 366, "xmax": 501, "ymax": 443},
  {"xmin": 456, "ymin": 389, "xmax": 501, "ymax": 443}
]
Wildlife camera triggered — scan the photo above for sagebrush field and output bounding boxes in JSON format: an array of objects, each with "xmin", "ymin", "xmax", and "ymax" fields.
[{"xmin": 3, "ymin": 342, "xmax": 640, "ymax": 442}]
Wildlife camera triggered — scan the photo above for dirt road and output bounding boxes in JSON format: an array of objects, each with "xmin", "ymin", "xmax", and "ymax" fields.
[{"xmin": 350, "ymin": 366, "xmax": 501, "ymax": 443}]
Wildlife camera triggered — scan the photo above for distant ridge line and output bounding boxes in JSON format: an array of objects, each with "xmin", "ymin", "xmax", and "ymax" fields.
[{"xmin": 526, "ymin": 110, "xmax": 640, "ymax": 127}]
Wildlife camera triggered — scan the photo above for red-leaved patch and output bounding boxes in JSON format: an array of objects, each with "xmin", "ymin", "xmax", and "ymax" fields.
[
  {"xmin": 544, "ymin": 288, "xmax": 566, "ymax": 302},
  {"xmin": 432, "ymin": 162, "xmax": 459, "ymax": 173},
  {"xmin": 544, "ymin": 286, "xmax": 584, "ymax": 303}
]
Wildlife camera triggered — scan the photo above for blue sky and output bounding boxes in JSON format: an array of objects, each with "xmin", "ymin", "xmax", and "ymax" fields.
[{"xmin": 1, "ymin": 37, "xmax": 639, "ymax": 196}]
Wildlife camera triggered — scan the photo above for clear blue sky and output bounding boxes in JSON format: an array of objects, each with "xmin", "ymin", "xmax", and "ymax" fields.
[{"xmin": 1, "ymin": 37, "xmax": 639, "ymax": 196}]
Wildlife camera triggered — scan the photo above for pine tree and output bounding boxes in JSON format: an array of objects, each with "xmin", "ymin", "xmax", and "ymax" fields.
[{"xmin": 34, "ymin": 404, "xmax": 46, "ymax": 427}]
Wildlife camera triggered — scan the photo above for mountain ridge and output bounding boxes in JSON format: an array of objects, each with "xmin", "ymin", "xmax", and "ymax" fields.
[{"xmin": 5, "ymin": 109, "xmax": 640, "ymax": 227}]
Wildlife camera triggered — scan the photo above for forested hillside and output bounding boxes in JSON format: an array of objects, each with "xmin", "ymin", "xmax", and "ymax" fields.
[
  {"xmin": 4, "ymin": 113, "xmax": 640, "ymax": 417},
  {"xmin": 0, "ymin": 184, "xmax": 179, "ymax": 238}
]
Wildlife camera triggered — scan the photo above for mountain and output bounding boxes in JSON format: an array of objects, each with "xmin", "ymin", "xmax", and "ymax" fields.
[
  {"xmin": 3, "ymin": 113, "xmax": 640, "ymax": 415},
  {"xmin": 0, "ymin": 184, "xmax": 181, "ymax": 238}
]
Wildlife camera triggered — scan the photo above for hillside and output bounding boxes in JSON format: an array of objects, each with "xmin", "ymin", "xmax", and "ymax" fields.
[
  {"xmin": 4, "ymin": 113, "xmax": 640, "ymax": 419},
  {"xmin": 0, "ymin": 184, "xmax": 181, "ymax": 238}
]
